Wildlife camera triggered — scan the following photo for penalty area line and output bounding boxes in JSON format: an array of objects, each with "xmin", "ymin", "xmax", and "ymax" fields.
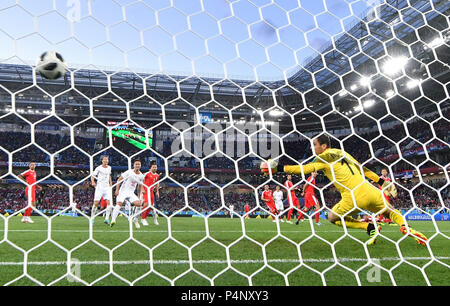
[{"xmin": 0, "ymin": 257, "xmax": 449, "ymax": 266}]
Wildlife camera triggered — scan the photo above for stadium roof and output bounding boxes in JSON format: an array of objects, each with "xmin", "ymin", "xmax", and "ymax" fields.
[{"xmin": 0, "ymin": 0, "xmax": 449, "ymax": 134}]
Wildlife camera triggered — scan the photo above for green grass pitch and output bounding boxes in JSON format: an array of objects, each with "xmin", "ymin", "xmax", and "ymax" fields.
[{"xmin": 0, "ymin": 215, "xmax": 448, "ymax": 286}]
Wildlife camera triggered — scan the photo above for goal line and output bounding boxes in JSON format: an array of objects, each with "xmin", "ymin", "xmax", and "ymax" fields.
[{"xmin": 1, "ymin": 257, "xmax": 449, "ymax": 266}]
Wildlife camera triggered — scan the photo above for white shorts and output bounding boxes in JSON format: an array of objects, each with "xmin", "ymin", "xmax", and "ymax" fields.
[
  {"xmin": 275, "ymin": 201, "xmax": 284, "ymax": 211},
  {"xmin": 94, "ymin": 186, "xmax": 112, "ymax": 202},
  {"xmin": 116, "ymin": 191, "xmax": 139, "ymax": 205}
]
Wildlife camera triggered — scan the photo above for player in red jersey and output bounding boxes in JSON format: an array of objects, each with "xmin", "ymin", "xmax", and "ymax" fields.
[
  {"xmin": 18, "ymin": 162, "xmax": 42, "ymax": 224},
  {"xmin": 261, "ymin": 185, "xmax": 279, "ymax": 222},
  {"xmin": 284, "ymin": 174, "xmax": 305, "ymax": 224},
  {"xmin": 298, "ymin": 172, "xmax": 321, "ymax": 225},
  {"xmin": 141, "ymin": 162, "xmax": 160, "ymax": 226},
  {"xmin": 244, "ymin": 202, "xmax": 250, "ymax": 219},
  {"xmin": 377, "ymin": 168, "xmax": 394, "ymax": 224}
]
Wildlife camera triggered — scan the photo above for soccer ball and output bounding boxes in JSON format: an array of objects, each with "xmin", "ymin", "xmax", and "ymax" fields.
[{"xmin": 36, "ymin": 51, "xmax": 67, "ymax": 80}]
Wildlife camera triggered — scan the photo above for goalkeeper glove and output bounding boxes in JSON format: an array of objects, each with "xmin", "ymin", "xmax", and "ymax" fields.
[
  {"xmin": 378, "ymin": 178, "xmax": 397, "ymax": 198},
  {"xmin": 260, "ymin": 159, "xmax": 282, "ymax": 175}
]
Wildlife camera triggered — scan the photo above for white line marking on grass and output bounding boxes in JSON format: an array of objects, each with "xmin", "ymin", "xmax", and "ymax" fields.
[
  {"xmin": 1, "ymin": 257, "xmax": 449, "ymax": 266},
  {"xmin": 1, "ymin": 229, "xmax": 444, "ymax": 234}
]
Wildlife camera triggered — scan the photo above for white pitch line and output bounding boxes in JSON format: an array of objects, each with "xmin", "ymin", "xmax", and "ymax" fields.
[
  {"xmin": 0, "ymin": 229, "xmax": 445, "ymax": 233},
  {"xmin": 0, "ymin": 257, "xmax": 449, "ymax": 266}
]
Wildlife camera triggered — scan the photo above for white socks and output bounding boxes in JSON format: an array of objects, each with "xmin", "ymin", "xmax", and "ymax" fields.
[
  {"xmin": 105, "ymin": 205, "xmax": 113, "ymax": 220},
  {"xmin": 153, "ymin": 208, "xmax": 157, "ymax": 222},
  {"xmin": 133, "ymin": 206, "xmax": 142, "ymax": 221},
  {"xmin": 111, "ymin": 205, "xmax": 121, "ymax": 222},
  {"xmin": 110, "ymin": 204, "xmax": 143, "ymax": 224},
  {"xmin": 91, "ymin": 205, "xmax": 98, "ymax": 219}
]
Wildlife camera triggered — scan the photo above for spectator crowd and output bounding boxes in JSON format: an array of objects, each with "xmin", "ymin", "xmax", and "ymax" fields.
[
  {"xmin": 0, "ymin": 109, "xmax": 448, "ymax": 216},
  {"xmin": 0, "ymin": 175, "xmax": 446, "ymax": 215}
]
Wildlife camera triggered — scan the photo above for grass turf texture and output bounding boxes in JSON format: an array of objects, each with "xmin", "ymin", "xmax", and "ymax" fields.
[{"xmin": 0, "ymin": 216, "xmax": 448, "ymax": 286}]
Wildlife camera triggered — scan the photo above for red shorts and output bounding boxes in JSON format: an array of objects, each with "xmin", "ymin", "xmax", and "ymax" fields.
[
  {"xmin": 25, "ymin": 186, "xmax": 36, "ymax": 202},
  {"xmin": 266, "ymin": 201, "xmax": 276, "ymax": 212},
  {"xmin": 305, "ymin": 194, "xmax": 319, "ymax": 208},
  {"xmin": 143, "ymin": 191, "xmax": 155, "ymax": 206},
  {"xmin": 100, "ymin": 198, "xmax": 107, "ymax": 209},
  {"xmin": 288, "ymin": 195, "xmax": 300, "ymax": 208}
]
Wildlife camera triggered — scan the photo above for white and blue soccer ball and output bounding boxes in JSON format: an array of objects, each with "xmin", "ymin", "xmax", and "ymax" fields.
[{"xmin": 36, "ymin": 51, "xmax": 67, "ymax": 80}]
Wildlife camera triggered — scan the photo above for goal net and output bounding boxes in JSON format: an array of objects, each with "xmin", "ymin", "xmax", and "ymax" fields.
[{"xmin": 0, "ymin": 0, "xmax": 448, "ymax": 286}]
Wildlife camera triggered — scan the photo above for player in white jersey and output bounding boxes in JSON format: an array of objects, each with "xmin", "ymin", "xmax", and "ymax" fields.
[
  {"xmin": 110, "ymin": 160, "xmax": 145, "ymax": 229},
  {"xmin": 273, "ymin": 185, "xmax": 285, "ymax": 222},
  {"xmin": 90, "ymin": 156, "xmax": 112, "ymax": 225},
  {"xmin": 229, "ymin": 204, "xmax": 234, "ymax": 219}
]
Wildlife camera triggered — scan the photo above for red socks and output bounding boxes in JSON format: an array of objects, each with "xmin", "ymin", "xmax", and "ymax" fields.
[
  {"xmin": 141, "ymin": 206, "xmax": 150, "ymax": 219},
  {"xmin": 287, "ymin": 208, "xmax": 294, "ymax": 221},
  {"xmin": 296, "ymin": 209, "xmax": 320, "ymax": 222}
]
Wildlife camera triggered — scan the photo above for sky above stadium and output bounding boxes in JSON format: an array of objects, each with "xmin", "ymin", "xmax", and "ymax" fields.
[{"xmin": 0, "ymin": 0, "xmax": 379, "ymax": 80}]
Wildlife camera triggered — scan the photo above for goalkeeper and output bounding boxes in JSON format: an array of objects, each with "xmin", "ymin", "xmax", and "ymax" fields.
[{"xmin": 260, "ymin": 134, "xmax": 427, "ymax": 246}]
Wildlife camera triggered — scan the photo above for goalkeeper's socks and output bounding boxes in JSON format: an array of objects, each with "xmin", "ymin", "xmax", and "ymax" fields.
[{"xmin": 111, "ymin": 205, "xmax": 121, "ymax": 222}]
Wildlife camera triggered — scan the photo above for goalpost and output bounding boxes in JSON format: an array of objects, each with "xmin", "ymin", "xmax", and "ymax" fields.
[{"xmin": 0, "ymin": 0, "xmax": 449, "ymax": 286}]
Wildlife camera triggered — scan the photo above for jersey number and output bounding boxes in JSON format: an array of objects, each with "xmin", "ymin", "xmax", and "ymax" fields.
[{"xmin": 341, "ymin": 159, "xmax": 355, "ymax": 175}]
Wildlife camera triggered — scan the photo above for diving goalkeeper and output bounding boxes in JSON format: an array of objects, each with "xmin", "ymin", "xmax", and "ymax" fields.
[{"xmin": 260, "ymin": 134, "xmax": 427, "ymax": 246}]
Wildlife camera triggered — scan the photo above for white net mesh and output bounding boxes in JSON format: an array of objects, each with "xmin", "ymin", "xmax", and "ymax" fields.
[{"xmin": 0, "ymin": 0, "xmax": 449, "ymax": 286}]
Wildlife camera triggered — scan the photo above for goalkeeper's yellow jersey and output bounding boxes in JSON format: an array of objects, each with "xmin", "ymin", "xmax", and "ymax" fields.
[{"xmin": 283, "ymin": 148, "xmax": 380, "ymax": 195}]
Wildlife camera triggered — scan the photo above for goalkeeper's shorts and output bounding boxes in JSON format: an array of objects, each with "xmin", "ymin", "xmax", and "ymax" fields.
[{"xmin": 331, "ymin": 183, "xmax": 388, "ymax": 217}]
